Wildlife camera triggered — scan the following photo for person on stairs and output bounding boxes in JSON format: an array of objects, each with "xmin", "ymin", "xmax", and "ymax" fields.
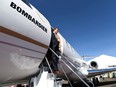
[{"xmin": 51, "ymin": 28, "xmax": 62, "ymax": 75}]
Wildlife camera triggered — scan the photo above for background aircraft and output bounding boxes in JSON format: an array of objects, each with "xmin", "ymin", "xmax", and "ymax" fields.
[{"xmin": 88, "ymin": 55, "xmax": 116, "ymax": 69}]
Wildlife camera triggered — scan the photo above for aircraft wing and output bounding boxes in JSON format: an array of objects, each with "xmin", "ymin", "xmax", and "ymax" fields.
[{"xmin": 87, "ymin": 68, "xmax": 116, "ymax": 77}]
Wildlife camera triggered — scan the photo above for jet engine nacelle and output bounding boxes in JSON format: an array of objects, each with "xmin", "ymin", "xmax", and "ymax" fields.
[{"xmin": 90, "ymin": 61, "xmax": 98, "ymax": 69}]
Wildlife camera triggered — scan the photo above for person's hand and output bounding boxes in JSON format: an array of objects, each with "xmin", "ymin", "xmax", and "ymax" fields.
[{"xmin": 58, "ymin": 56, "xmax": 61, "ymax": 59}]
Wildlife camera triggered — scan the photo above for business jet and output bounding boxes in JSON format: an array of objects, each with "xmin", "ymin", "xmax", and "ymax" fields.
[
  {"xmin": 87, "ymin": 55, "xmax": 116, "ymax": 69},
  {"xmin": 0, "ymin": 0, "xmax": 116, "ymax": 87}
]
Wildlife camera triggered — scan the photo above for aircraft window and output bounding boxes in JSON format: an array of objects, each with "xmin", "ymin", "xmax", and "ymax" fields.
[
  {"xmin": 21, "ymin": 0, "xmax": 32, "ymax": 9},
  {"xmin": 65, "ymin": 40, "xmax": 69, "ymax": 48},
  {"xmin": 71, "ymin": 46, "xmax": 73, "ymax": 51},
  {"xmin": 71, "ymin": 47, "xmax": 75, "ymax": 53}
]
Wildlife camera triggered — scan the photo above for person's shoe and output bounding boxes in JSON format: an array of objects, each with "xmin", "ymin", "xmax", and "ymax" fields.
[{"xmin": 53, "ymin": 70, "xmax": 62, "ymax": 75}]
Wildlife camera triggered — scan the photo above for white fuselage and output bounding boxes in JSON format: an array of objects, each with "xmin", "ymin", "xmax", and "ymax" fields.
[{"xmin": 0, "ymin": 0, "xmax": 88, "ymax": 84}]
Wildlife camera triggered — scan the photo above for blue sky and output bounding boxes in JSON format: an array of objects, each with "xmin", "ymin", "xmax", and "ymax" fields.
[{"xmin": 28, "ymin": 0, "xmax": 116, "ymax": 57}]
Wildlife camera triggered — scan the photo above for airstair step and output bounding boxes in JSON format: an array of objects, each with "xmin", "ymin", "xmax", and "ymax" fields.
[{"xmin": 55, "ymin": 78, "xmax": 62, "ymax": 81}]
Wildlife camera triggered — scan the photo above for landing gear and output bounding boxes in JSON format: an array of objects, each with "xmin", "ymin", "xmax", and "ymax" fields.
[{"xmin": 92, "ymin": 77, "xmax": 99, "ymax": 86}]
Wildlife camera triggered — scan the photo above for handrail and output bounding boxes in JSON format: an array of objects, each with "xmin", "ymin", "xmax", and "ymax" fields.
[
  {"xmin": 62, "ymin": 55, "xmax": 94, "ymax": 87},
  {"xmin": 59, "ymin": 63, "xmax": 73, "ymax": 87},
  {"xmin": 44, "ymin": 57, "xmax": 54, "ymax": 77},
  {"xmin": 60, "ymin": 57, "xmax": 90, "ymax": 87},
  {"xmin": 48, "ymin": 47, "xmax": 73, "ymax": 87},
  {"xmin": 48, "ymin": 47, "xmax": 93, "ymax": 87},
  {"xmin": 44, "ymin": 56, "xmax": 58, "ymax": 87}
]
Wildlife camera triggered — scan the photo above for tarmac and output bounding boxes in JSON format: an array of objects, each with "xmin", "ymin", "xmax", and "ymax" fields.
[
  {"xmin": 3, "ymin": 77, "xmax": 116, "ymax": 87},
  {"xmin": 96, "ymin": 77, "xmax": 116, "ymax": 87},
  {"xmin": 62, "ymin": 77, "xmax": 116, "ymax": 87}
]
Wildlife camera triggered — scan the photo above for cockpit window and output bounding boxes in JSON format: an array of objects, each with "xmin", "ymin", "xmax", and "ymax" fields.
[{"xmin": 21, "ymin": 0, "xmax": 32, "ymax": 9}]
